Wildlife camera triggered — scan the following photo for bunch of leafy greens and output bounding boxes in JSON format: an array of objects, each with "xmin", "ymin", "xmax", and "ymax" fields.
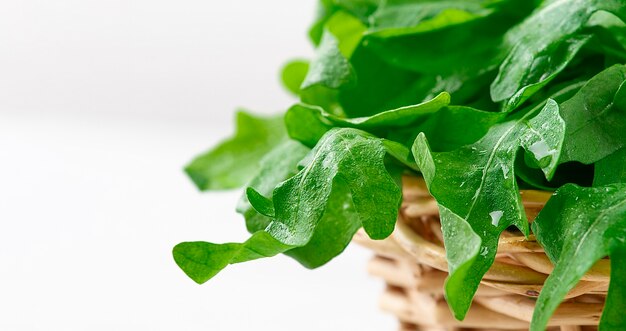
[{"xmin": 174, "ymin": 1, "xmax": 626, "ymax": 329}]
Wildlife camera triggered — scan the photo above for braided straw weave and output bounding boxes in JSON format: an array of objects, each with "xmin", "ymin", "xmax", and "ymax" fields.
[{"xmin": 353, "ymin": 176, "xmax": 609, "ymax": 331}]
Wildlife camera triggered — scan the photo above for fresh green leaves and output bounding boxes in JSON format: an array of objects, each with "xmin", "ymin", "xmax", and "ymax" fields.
[
  {"xmin": 594, "ymin": 148, "xmax": 626, "ymax": 186},
  {"xmin": 175, "ymin": 128, "xmax": 403, "ymax": 282},
  {"xmin": 177, "ymin": 1, "xmax": 626, "ymax": 328},
  {"xmin": 531, "ymin": 184, "xmax": 626, "ymax": 331},
  {"xmin": 185, "ymin": 112, "xmax": 287, "ymax": 190},
  {"xmin": 412, "ymin": 99, "xmax": 565, "ymax": 319}
]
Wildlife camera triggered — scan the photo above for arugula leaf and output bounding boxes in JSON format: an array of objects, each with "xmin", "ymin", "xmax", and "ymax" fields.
[
  {"xmin": 309, "ymin": 0, "xmax": 378, "ymax": 44},
  {"xmin": 363, "ymin": 7, "xmax": 511, "ymax": 76},
  {"xmin": 412, "ymin": 99, "xmax": 565, "ymax": 319},
  {"xmin": 236, "ymin": 140, "xmax": 311, "ymax": 233},
  {"xmin": 593, "ymin": 148, "xmax": 626, "ymax": 186},
  {"xmin": 177, "ymin": 1, "xmax": 626, "ymax": 326},
  {"xmin": 286, "ymin": 92, "xmax": 450, "ymax": 147},
  {"xmin": 367, "ymin": 0, "xmax": 498, "ymax": 38},
  {"xmin": 302, "ymin": 30, "xmax": 356, "ymax": 91},
  {"xmin": 559, "ymin": 64, "xmax": 626, "ymax": 164},
  {"xmin": 175, "ymin": 127, "xmax": 403, "ymax": 282},
  {"xmin": 281, "ymin": 60, "xmax": 310, "ymax": 96},
  {"xmin": 284, "ymin": 178, "xmax": 361, "ymax": 268},
  {"xmin": 338, "ymin": 46, "xmax": 431, "ymax": 116},
  {"xmin": 185, "ymin": 112, "xmax": 286, "ymax": 191},
  {"xmin": 491, "ymin": 0, "xmax": 626, "ymax": 110},
  {"xmin": 173, "ymin": 232, "xmax": 292, "ymax": 284},
  {"xmin": 300, "ymin": 13, "xmax": 366, "ymax": 115},
  {"xmin": 286, "ymin": 92, "xmax": 505, "ymax": 153},
  {"xmin": 254, "ymin": 127, "xmax": 402, "ymax": 243},
  {"xmin": 531, "ymin": 184, "xmax": 626, "ymax": 331}
]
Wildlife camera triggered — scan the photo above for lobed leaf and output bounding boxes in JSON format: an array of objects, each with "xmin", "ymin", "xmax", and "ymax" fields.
[
  {"xmin": 531, "ymin": 184, "xmax": 626, "ymax": 331},
  {"xmin": 492, "ymin": 0, "xmax": 626, "ymax": 110},
  {"xmin": 412, "ymin": 99, "xmax": 564, "ymax": 319}
]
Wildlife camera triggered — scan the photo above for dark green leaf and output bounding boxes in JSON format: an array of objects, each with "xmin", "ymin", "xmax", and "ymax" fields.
[
  {"xmin": 594, "ymin": 148, "xmax": 626, "ymax": 186},
  {"xmin": 367, "ymin": 0, "xmax": 497, "ymax": 37},
  {"xmin": 175, "ymin": 128, "xmax": 402, "ymax": 282},
  {"xmin": 286, "ymin": 92, "xmax": 450, "ymax": 146},
  {"xmin": 258, "ymin": 127, "xmax": 402, "ymax": 243},
  {"xmin": 491, "ymin": 0, "xmax": 626, "ymax": 110},
  {"xmin": 531, "ymin": 184, "xmax": 626, "ymax": 331},
  {"xmin": 412, "ymin": 99, "xmax": 564, "ymax": 319},
  {"xmin": 284, "ymin": 177, "xmax": 361, "ymax": 268},
  {"xmin": 559, "ymin": 65, "xmax": 626, "ymax": 164}
]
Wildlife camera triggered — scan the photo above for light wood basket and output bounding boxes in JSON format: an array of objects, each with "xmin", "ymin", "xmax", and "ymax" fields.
[{"xmin": 353, "ymin": 176, "xmax": 609, "ymax": 331}]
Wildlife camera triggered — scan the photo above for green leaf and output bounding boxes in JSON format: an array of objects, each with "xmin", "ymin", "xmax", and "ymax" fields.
[
  {"xmin": 411, "ymin": 105, "xmax": 505, "ymax": 151},
  {"xmin": 173, "ymin": 232, "xmax": 292, "ymax": 284},
  {"xmin": 338, "ymin": 46, "xmax": 431, "ymax": 116},
  {"xmin": 281, "ymin": 60, "xmax": 310, "ymax": 96},
  {"xmin": 603, "ymin": 246, "xmax": 626, "ymax": 330},
  {"xmin": 530, "ymin": 184, "xmax": 626, "ymax": 331},
  {"xmin": 412, "ymin": 99, "xmax": 565, "ymax": 319},
  {"xmin": 236, "ymin": 140, "xmax": 310, "ymax": 233},
  {"xmin": 175, "ymin": 128, "xmax": 403, "ymax": 282},
  {"xmin": 185, "ymin": 112, "xmax": 287, "ymax": 191},
  {"xmin": 491, "ymin": 0, "xmax": 626, "ymax": 110},
  {"xmin": 284, "ymin": 177, "xmax": 361, "ymax": 268},
  {"xmin": 258, "ymin": 127, "xmax": 402, "ymax": 243},
  {"xmin": 301, "ymin": 30, "xmax": 356, "ymax": 91},
  {"xmin": 367, "ymin": 0, "xmax": 498, "ymax": 38},
  {"xmin": 594, "ymin": 148, "xmax": 626, "ymax": 186},
  {"xmin": 300, "ymin": 16, "xmax": 365, "ymax": 116},
  {"xmin": 559, "ymin": 64, "xmax": 626, "ymax": 164},
  {"xmin": 363, "ymin": 1, "xmax": 535, "ymax": 76},
  {"xmin": 325, "ymin": 10, "xmax": 367, "ymax": 58},
  {"xmin": 286, "ymin": 92, "xmax": 450, "ymax": 147}
]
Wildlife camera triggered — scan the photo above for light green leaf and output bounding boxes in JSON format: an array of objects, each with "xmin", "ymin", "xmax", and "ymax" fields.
[
  {"xmin": 531, "ymin": 184, "xmax": 626, "ymax": 331},
  {"xmin": 594, "ymin": 148, "xmax": 626, "ymax": 186},
  {"xmin": 412, "ymin": 99, "xmax": 564, "ymax": 319},
  {"xmin": 185, "ymin": 112, "xmax": 286, "ymax": 191}
]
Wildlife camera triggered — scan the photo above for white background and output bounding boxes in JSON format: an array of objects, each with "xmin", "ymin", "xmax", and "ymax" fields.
[{"xmin": 0, "ymin": 1, "xmax": 394, "ymax": 330}]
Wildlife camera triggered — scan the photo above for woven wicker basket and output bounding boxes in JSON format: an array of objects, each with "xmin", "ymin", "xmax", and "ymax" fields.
[{"xmin": 353, "ymin": 175, "xmax": 609, "ymax": 331}]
